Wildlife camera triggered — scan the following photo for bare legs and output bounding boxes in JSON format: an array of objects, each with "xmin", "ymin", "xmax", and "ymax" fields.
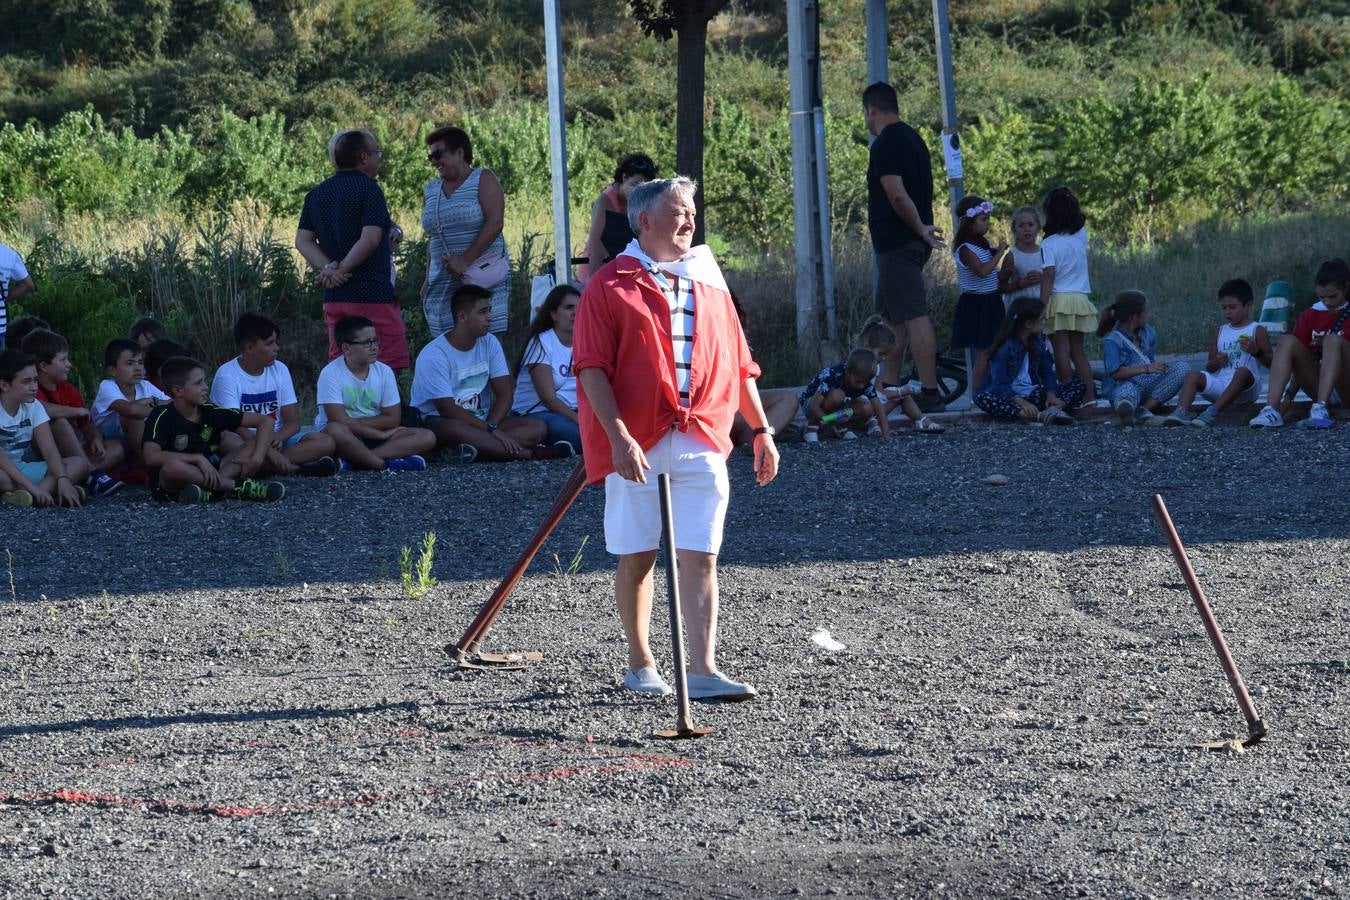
[{"xmin": 616, "ymin": 548, "xmax": 720, "ymax": 676}]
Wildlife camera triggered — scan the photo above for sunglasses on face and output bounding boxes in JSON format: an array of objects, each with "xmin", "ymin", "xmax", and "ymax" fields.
[{"xmin": 427, "ymin": 148, "xmax": 449, "ymax": 162}]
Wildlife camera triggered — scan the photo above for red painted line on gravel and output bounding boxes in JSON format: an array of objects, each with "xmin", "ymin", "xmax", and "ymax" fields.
[{"xmin": 0, "ymin": 728, "xmax": 694, "ymax": 819}]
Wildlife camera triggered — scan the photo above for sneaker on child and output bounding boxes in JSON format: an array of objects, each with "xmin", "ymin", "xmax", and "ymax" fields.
[
  {"xmin": 85, "ymin": 469, "xmax": 125, "ymax": 497},
  {"xmin": 298, "ymin": 455, "xmax": 340, "ymax": 477},
  {"xmin": 386, "ymin": 454, "xmax": 429, "ymax": 472},
  {"xmin": 1248, "ymin": 405, "xmax": 1285, "ymax": 428},
  {"xmin": 1115, "ymin": 398, "xmax": 1135, "ymax": 424},
  {"xmin": 1298, "ymin": 402, "xmax": 1334, "ymax": 429},
  {"xmin": 232, "ymin": 478, "xmax": 286, "ymax": 502}
]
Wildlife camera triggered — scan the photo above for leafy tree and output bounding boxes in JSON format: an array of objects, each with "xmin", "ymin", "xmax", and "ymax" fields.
[{"xmin": 628, "ymin": 0, "xmax": 730, "ymax": 245}]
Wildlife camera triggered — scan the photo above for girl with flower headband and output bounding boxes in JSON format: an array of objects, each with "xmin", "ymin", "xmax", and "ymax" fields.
[
  {"xmin": 1039, "ymin": 187, "xmax": 1101, "ymax": 406},
  {"xmin": 951, "ymin": 195, "xmax": 1009, "ymax": 391}
]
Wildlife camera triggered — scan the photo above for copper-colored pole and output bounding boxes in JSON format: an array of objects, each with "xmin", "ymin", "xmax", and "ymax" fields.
[
  {"xmin": 449, "ymin": 459, "xmax": 587, "ymax": 660},
  {"xmin": 1150, "ymin": 494, "xmax": 1267, "ymax": 741}
]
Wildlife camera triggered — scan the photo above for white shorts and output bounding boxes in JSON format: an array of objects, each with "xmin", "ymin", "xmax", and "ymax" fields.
[
  {"xmin": 603, "ymin": 428, "xmax": 729, "ymax": 555},
  {"xmin": 1200, "ymin": 368, "xmax": 1258, "ymax": 403}
]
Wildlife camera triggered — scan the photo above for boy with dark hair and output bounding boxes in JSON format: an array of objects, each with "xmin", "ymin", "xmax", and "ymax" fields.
[
  {"xmin": 143, "ymin": 357, "xmax": 284, "ymax": 503},
  {"xmin": 315, "ymin": 315, "xmax": 434, "ymax": 471},
  {"xmin": 91, "ymin": 337, "xmax": 169, "ymax": 463},
  {"xmin": 798, "ymin": 348, "xmax": 890, "ymax": 442},
  {"xmin": 211, "ymin": 313, "xmax": 338, "ymax": 477},
  {"xmin": 21, "ymin": 329, "xmax": 125, "ymax": 496},
  {"xmin": 0, "ymin": 350, "xmax": 88, "ymax": 507},
  {"xmin": 129, "ymin": 317, "xmax": 168, "ymax": 349},
  {"xmin": 411, "ymin": 285, "xmax": 551, "ymax": 463},
  {"xmin": 5, "ymin": 315, "xmax": 51, "ymax": 350},
  {"xmin": 144, "ymin": 338, "xmax": 190, "ymax": 393},
  {"xmin": 1166, "ymin": 278, "xmax": 1271, "ymax": 427}
]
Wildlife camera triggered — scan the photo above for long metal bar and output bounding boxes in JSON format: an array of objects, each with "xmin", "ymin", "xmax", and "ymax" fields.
[
  {"xmin": 658, "ymin": 473, "xmax": 697, "ymax": 735},
  {"xmin": 786, "ymin": 0, "xmax": 820, "ymax": 361},
  {"xmin": 1150, "ymin": 495, "xmax": 1267, "ymax": 740},
  {"xmin": 543, "ymin": 0, "xmax": 572, "ymax": 285},
  {"xmin": 450, "ymin": 460, "xmax": 587, "ymax": 659},
  {"xmin": 932, "ymin": 0, "xmax": 963, "ymax": 227}
]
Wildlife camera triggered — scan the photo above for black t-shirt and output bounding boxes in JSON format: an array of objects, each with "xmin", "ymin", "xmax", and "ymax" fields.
[
  {"xmin": 867, "ymin": 121, "xmax": 935, "ymax": 253},
  {"xmin": 144, "ymin": 402, "xmax": 244, "ymax": 488},
  {"xmin": 297, "ymin": 170, "xmax": 393, "ymax": 304}
]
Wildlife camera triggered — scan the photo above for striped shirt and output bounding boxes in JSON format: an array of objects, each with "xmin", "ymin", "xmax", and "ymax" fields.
[
  {"xmin": 648, "ymin": 266, "xmax": 696, "ymax": 407},
  {"xmin": 955, "ymin": 242, "xmax": 1000, "ymax": 293}
]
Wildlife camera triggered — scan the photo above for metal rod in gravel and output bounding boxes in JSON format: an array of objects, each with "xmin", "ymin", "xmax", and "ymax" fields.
[
  {"xmin": 1150, "ymin": 493, "xmax": 1268, "ymax": 748},
  {"xmin": 446, "ymin": 459, "xmax": 588, "ymax": 669},
  {"xmin": 654, "ymin": 472, "xmax": 712, "ymax": 741}
]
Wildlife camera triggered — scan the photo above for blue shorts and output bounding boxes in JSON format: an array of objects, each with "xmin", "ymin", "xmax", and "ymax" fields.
[
  {"xmin": 96, "ymin": 417, "xmax": 125, "ymax": 440},
  {"xmin": 281, "ymin": 426, "xmax": 317, "ymax": 448},
  {"xmin": 14, "ymin": 460, "xmax": 47, "ymax": 483}
]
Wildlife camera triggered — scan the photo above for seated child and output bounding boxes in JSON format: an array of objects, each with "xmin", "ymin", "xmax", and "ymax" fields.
[
  {"xmin": 1166, "ymin": 279, "xmax": 1271, "ymax": 427},
  {"xmin": 144, "ymin": 338, "xmax": 189, "ymax": 394},
  {"xmin": 1250, "ymin": 259, "xmax": 1350, "ymax": 429},
  {"xmin": 799, "ymin": 348, "xmax": 890, "ymax": 443},
  {"xmin": 143, "ymin": 356, "xmax": 284, "ymax": 503},
  {"xmin": 90, "ymin": 338, "xmax": 169, "ymax": 462},
  {"xmin": 129, "ymin": 317, "xmax": 168, "ymax": 350},
  {"xmin": 315, "ymin": 316, "xmax": 435, "ymax": 471},
  {"xmin": 973, "ymin": 297, "xmax": 1084, "ymax": 423},
  {"xmin": 0, "ymin": 349, "xmax": 89, "ymax": 507},
  {"xmin": 5, "ymin": 315, "xmax": 52, "ymax": 350},
  {"xmin": 859, "ymin": 317, "xmax": 944, "ymax": 433},
  {"xmin": 21, "ymin": 328, "xmax": 126, "ymax": 495},
  {"xmin": 1097, "ymin": 290, "xmax": 1190, "ymax": 426},
  {"xmin": 411, "ymin": 285, "xmax": 555, "ymax": 463},
  {"xmin": 211, "ymin": 313, "xmax": 338, "ymax": 477}
]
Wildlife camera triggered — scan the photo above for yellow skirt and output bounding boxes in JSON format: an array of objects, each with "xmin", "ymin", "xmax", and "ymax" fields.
[{"xmin": 1047, "ymin": 291, "xmax": 1097, "ymax": 334}]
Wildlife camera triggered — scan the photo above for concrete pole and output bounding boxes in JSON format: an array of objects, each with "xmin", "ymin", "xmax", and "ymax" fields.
[
  {"xmin": 809, "ymin": 1, "xmax": 836, "ymax": 344},
  {"xmin": 865, "ymin": 0, "xmax": 888, "ymax": 85},
  {"xmin": 544, "ymin": 0, "xmax": 572, "ymax": 286},
  {"xmin": 787, "ymin": 0, "xmax": 820, "ymax": 360}
]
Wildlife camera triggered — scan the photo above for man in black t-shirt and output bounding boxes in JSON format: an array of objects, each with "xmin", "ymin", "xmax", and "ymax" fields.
[
  {"xmin": 142, "ymin": 357, "xmax": 284, "ymax": 503},
  {"xmin": 295, "ymin": 129, "xmax": 410, "ymax": 371},
  {"xmin": 863, "ymin": 81, "xmax": 947, "ymax": 413}
]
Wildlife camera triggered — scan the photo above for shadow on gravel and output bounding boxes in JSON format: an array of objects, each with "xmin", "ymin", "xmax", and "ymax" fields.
[{"xmin": 0, "ymin": 700, "xmax": 419, "ymax": 741}]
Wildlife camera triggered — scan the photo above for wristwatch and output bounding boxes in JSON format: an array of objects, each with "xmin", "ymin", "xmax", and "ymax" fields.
[{"xmin": 752, "ymin": 426, "xmax": 776, "ymax": 437}]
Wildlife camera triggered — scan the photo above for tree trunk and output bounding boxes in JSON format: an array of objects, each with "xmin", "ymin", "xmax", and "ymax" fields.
[{"xmin": 674, "ymin": 2, "xmax": 725, "ymax": 246}]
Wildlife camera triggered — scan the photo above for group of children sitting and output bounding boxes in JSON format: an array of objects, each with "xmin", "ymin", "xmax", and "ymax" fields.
[{"xmin": 0, "ymin": 282, "xmax": 581, "ymax": 507}]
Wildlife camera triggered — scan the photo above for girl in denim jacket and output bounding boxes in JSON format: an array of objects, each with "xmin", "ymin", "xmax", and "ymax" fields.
[
  {"xmin": 1097, "ymin": 290, "xmax": 1190, "ymax": 426},
  {"xmin": 974, "ymin": 297, "xmax": 1085, "ymax": 423}
]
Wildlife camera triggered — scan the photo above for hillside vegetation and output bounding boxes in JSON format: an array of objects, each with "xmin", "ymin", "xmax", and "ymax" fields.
[{"xmin": 1, "ymin": 0, "xmax": 1346, "ymax": 385}]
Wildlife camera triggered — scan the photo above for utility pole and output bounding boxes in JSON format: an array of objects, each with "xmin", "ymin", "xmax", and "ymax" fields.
[
  {"xmin": 865, "ymin": 0, "xmax": 888, "ymax": 85},
  {"xmin": 932, "ymin": 0, "xmax": 972, "ymax": 406},
  {"xmin": 544, "ymin": 0, "xmax": 571, "ymax": 285}
]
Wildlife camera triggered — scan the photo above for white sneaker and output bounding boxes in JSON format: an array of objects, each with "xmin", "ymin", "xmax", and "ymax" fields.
[
  {"xmin": 1116, "ymin": 399, "xmax": 1135, "ymax": 424},
  {"xmin": 841, "ymin": 428, "xmax": 858, "ymax": 441},
  {"xmin": 1249, "ymin": 405, "xmax": 1285, "ymax": 428},
  {"xmin": 803, "ymin": 427, "xmax": 820, "ymax": 443},
  {"xmin": 686, "ymin": 672, "xmax": 757, "ymax": 701},
  {"xmin": 1299, "ymin": 402, "xmax": 1334, "ymax": 429},
  {"xmin": 623, "ymin": 666, "xmax": 673, "ymax": 696}
]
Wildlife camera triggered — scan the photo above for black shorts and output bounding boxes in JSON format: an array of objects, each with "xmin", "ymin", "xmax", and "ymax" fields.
[{"xmin": 874, "ymin": 243, "xmax": 932, "ymax": 324}]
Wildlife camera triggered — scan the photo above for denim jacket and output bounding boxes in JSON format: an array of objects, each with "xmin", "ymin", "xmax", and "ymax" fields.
[
  {"xmin": 978, "ymin": 334, "xmax": 1059, "ymax": 399},
  {"xmin": 1101, "ymin": 325, "xmax": 1158, "ymax": 403}
]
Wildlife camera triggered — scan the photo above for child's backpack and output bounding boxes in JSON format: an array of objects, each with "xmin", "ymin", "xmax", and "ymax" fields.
[{"xmin": 1258, "ymin": 281, "xmax": 1293, "ymax": 336}]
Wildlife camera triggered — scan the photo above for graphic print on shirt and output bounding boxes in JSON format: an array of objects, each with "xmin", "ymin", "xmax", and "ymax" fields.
[
  {"xmin": 342, "ymin": 384, "xmax": 380, "ymax": 420},
  {"xmin": 452, "ymin": 361, "xmax": 490, "ymax": 416},
  {"xmin": 239, "ymin": 390, "xmax": 280, "ymax": 426}
]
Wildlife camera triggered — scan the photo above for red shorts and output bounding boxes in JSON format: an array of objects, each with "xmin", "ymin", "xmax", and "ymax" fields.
[{"xmin": 324, "ymin": 301, "xmax": 410, "ymax": 370}]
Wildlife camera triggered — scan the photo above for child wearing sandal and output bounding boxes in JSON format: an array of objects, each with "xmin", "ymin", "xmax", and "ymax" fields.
[
  {"xmin": 799, "ymin": 349, "xmax": 889, "ymax": 442},
  {"xmin": 974, "ymin": 298, "xmax": 1083, "ymax": 423},
  {"xmin": 1098, "ymin": 290, "xmax": 1190, "ymax": 426},
  {"xmin": 858, "ymin": 317, "xmax": 943, "ymax": 433}
]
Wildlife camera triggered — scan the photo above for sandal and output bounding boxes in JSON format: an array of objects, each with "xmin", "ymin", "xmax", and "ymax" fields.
[{"xmin": 913, "ymin": 416, "xmax": 945, "ymax": 434}]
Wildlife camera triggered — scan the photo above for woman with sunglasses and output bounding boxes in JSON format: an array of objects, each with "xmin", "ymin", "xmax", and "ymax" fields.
[
  {"xmin": 583, "ymin": 153, "xmax": 657, "ymax": 281},
  {"xmin": 420, "ymin": 126, "xmax": 510, "ymax": 337}
]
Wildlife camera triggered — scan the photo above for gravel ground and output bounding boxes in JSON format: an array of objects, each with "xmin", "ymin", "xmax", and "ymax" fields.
[{"xmin": 1, "ymin": 421, "xmax": 1347, "ymax": 898}]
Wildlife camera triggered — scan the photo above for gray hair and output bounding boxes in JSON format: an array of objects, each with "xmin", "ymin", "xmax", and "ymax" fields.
[
  {"xmin": 329, "ymin": 128, "xmax": 377, "ymax": 168},
  {"xmin": 627, "ymin": 176, "xmax": 697, "ymax": 234}
]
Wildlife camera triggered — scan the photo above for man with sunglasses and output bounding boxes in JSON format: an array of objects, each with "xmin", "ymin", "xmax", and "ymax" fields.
[{"xmin": 296, "ymin": 129, "xmax": 411, "ymax": 371}]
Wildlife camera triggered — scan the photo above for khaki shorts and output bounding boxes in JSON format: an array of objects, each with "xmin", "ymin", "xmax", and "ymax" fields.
[{"xmin": 603, "ymin": 429, "xmax": 729, "ymax": 555}]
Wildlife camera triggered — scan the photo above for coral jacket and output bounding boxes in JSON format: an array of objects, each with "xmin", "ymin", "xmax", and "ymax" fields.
[{"xmin": 573, "ymin": 255, "xmax": 761, "ymax": 485}]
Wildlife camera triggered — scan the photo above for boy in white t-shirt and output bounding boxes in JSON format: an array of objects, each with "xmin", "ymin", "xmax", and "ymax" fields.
[
  {"xmin": 90, "ymin": 338, "xmax": 169, "ymax": 465},
  {"xmin": 211, "ymin": 313, "xmax": 338, "ymax": 477},
  {"xmin": 410, "ymin": 285, "xmax": 551, "ymax": 463},
  {"xmin": 315, "ymin": 315, "xmax": 435, "ymax": 471},
  {"xmin": 0, "ymin": 350, "xmax": 88, "ymax": 507},
  {"xmin": 1166, "ymin": 278, "xmax": 1272, "ymax": 427}
]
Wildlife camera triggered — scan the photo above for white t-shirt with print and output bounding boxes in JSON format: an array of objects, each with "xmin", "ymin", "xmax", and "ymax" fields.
[
  {"xmin": 90, "ymin": 379, "xmax": 170, "ymax": 427},
  {"xmin": 411, "ymin": 333, "xmax": 508, "ymax": 419},
  {"xmin": 210, "ymin": 358, "xmax": 298, "ymax": 433},
  {"xmin": 1040, "ymin": 227, "xmax": 1091, "ymax": 294},
  {"xmin": 511, "ymin": 329, "xmax": 576, "ymax": 415},
  {"xmin": 313, "ymin": 357, "xmax": 401, "ymax": 430},
  {"xmin": 0, "ymin": 398, "xmax": 49, "ymax": 464}
]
